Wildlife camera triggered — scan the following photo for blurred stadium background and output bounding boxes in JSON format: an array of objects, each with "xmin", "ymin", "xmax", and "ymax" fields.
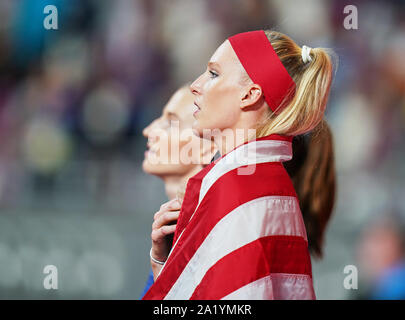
[{"xmin": 0, "ymin": 0, "xmax": 404, "ymax": 299}]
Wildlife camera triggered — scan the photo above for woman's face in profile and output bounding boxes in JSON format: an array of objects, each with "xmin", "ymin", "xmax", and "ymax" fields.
[
  {"xmin": 190, "ymin": 40, "xmax": 246, "ymax": 138},
  {"xmin": 142, "ymin": 88, "xmax": 204, "ymax": 177}
]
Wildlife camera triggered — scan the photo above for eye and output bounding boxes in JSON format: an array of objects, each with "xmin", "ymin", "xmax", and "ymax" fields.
[{"xmin": 209, "ymin": 70, "xmax": 218, "ymax": 78}]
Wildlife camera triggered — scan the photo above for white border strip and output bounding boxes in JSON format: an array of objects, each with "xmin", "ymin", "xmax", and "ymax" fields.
[{"xmin": 221, "ymin": 273, "xmax": 315, "ymax": 300}]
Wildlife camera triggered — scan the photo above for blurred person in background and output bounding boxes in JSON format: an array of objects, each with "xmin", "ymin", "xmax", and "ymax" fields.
[
  {"xmin": 144, "ymin": 29, "xmax": 336, "ymax": 300},
  {"xmin": 140, "ymin": 84, "xmax": 217, "ymax": 298},
  {"xmin": 355, "ymin": 214, "xmax": 405, "ymax": 300}
]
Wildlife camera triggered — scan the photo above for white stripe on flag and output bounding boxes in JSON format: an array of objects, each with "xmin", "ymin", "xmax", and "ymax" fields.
[
  {"xmin": 164, "ymin": 195, "xmax": 306, "ymax": 300},
  {"xmin": 221, "ymin": 273, "xmax": 315, "ymax": 300}
]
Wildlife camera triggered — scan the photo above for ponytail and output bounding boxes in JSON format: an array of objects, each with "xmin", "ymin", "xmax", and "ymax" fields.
[
  {"xmin": 255, "ymin": 30, "xmax": 336, "ymax": 138},
  {"xmin": 284, "ymin": 120, "xmax": 336, "ymax": 258}
]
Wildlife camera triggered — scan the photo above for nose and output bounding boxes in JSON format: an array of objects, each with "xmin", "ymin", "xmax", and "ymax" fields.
[
  {"xmin": 142, "ymin": 123, "xmax": 150, "ymax": 138},
  {"xmin": 143, "ymin": 118, "xmax": 157, "ymax": 138},
  {"xmin": 190, "ymin": 74, "xmax": 204, "ymax": 96}
]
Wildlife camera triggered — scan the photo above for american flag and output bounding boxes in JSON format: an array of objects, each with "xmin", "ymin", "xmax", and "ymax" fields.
[{"xmin": 143, "ymin": 134, "xmax": 315, "ymax": 300}]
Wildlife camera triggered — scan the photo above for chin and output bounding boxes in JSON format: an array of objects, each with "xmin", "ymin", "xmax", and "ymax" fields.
[
  {"xmin": 192, "ymin": 128, "xmax": 203, "ymax": 139},
  {"xmin": 143, "ymin": 159, "xmax": 188, "ymax": 178},
  {"xmin": 192, "ymin": 121, "xmax": 205, "ymax": 139},
  {"xmin": 142, "ymin": 159, "xmax": 161, "ymax": 176}
]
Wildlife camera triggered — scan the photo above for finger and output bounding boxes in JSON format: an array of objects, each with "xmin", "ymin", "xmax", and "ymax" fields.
[
  {"xmin": 154, "ymin": 201, "xmax": 174, "ymax": 220},
  {"xmin": 162, "ymin": 198, "xmax": 182, "ymax": 212},
  {"xmin": 153, "ymin": 210, "xmax": 161, "ymax": 221},
  {"xmin": 160, "ymin": 224, "xmax": 177, "ymax": 236},
  {"xmin": 159, "ymin": 199, "xmax": 175, "ymax": 211},
  {"xmin": 151, "ymin": 224, "xmax": 177, "ymax": 242},
  {"xmin": 175, "ymin": 196, "xmax": 184, "ymax": 206},
  {"xmin": 151, "ymin": 229, "xmax": 161, "ymax": 243},
  {"xmin": 152, "ymin": 210, "xmax": 180, "ymax": 230},
  {"xmin": 154, "ymin": 199, "xmax": 182, "ymax": 220}
]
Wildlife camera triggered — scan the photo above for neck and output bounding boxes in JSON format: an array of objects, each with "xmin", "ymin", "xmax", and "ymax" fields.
[
  {"xmin": 213, "ymin": 127, "xmax": 258, "ymax": 156},
  {"xmin": 162, "ymin": 165, "xmax": 204, "ymax": 200},
  {"xmin": 214, "ymin": 103, "xmax": 268, "ymax": 156}
]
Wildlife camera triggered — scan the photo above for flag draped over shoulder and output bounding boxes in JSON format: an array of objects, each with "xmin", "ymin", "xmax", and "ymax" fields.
[{"xmin": 143, "ymin": 134, "xmax": 316, "ymax": 300}]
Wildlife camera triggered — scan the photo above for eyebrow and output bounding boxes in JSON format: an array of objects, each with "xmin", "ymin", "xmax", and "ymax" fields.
[
  {"xmin": 208, "ymin": 61, "xmax": 221, "ymax": 70},
  {"xmin": 165, "ymin": 111, "xmax": 180, "ymax": 120}
]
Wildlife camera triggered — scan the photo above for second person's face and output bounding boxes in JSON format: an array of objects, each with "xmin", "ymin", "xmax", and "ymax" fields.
[{"xmin": 142, "ymin": 88, "xmax": 204, "ymax": 177}]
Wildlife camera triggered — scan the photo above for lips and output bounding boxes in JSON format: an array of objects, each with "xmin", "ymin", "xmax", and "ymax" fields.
[
  {"xmin": 145, "ymin": 141, "xmax": 158, "ymax": 157},
  {"xmin": 193, "ymin": 102, "xmax": 201, "ymax": 117}
]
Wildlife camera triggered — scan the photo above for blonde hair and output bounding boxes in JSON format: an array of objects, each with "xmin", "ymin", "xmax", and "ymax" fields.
[{"xmin": 255, "ymin": 30, "xmax": 336, "ymax": 138}]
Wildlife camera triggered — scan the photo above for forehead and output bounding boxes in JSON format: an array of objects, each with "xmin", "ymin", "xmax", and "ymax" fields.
[
  {"xmin": 163, "ymin": 88, "xmax": 194, "ymax": 116},
  {"xmin": 209, "ymin": 40, "xmax": 242, "ymax": 71}
]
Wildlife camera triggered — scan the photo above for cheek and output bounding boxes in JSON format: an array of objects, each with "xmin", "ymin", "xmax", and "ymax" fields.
[
  {"xmin": 157, "ymin": 134, "xmax": 169, "ymax": 158},
  {"xmin": 205, "ymin": 78, "xmax": 240, "ymax": 108},
  {"xmin": 166, "ymin": 131, "xmax": 182, "ymax": 162},
  {"xmin": 182, "ymin": 135, "xmax": 202, "ymax": 161},
  {"xmin": 147, "ymin": 129, "xmax": 170, "ymax": 163},
  {"xmin": 204, "ymin": 87, "xmax": 240, "ymax": 126}
]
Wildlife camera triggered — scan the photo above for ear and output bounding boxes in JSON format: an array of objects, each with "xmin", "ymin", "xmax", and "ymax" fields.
[{"xmin": 240, "ymin": 84, "xmax": 264, "ymax": 110}]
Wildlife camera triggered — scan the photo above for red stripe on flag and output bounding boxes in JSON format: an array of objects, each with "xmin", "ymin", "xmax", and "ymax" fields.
[
  {"xmin": 172, "ymin": 162, "xmax": 214, "ymax": 245},
  {"xmin": 190, "ymin": 235, "xmax": 312, "ymax": 300}
]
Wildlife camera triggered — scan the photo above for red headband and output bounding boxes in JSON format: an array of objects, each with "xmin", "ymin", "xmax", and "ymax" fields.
[{"xmin": 228, "ymin": 30, "xmax": 296, "ymax": 113}]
